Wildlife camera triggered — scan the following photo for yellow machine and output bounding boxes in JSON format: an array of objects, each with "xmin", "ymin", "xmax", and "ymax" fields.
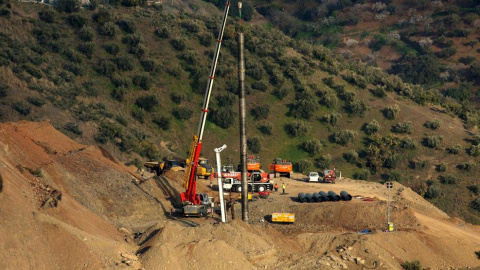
[
  {"xmin": 144, "ymin": 159, "xmax": 185, "ymax": 175},
  {"xmin": 271, "ymin": 213, "xmax": 295, "ymax": 223},
  {"xmin": 197, "ymin": 157, "xmax": 214, "ymax": 179}
]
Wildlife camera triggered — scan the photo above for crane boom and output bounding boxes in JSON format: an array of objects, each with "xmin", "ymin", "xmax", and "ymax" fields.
[{"xmin": 181, "ymin": 0, "xmax": 231, "ymax": 205}]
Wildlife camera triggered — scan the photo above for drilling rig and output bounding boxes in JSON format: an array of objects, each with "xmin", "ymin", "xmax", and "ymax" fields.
[{"xmin": 172, "ymin": 0, "xmax": 232, "ymax": 217}]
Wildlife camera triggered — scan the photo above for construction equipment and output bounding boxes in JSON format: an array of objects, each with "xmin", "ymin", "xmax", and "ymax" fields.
[
  {"xmin": 271, "ymin": 213, "xmax": 295, "ymax": 223},
  {"xmin": 322, "ymin": 169, "xmax": 337, "ymax": 183},
  {"xmin": 246, "ymin": 155, "xmax": 261, "ymax": 171},
  {"xmin": 171, "ymin": 0, "xmax": 232, "ymax": 217},
  {"xmin": 222, "ymin": 170, "xmax": 273, "ymax": 192},
  {"xmin": 144, "ymin": 159, "xmax": 185, "ymax": 175},
  {"xmin": 197, "ymin": 157, "xmax": 214, "ymax": 179},
  {"xmin": 268, "ymin": 158, "xmax": 293, "ymax": 178}
]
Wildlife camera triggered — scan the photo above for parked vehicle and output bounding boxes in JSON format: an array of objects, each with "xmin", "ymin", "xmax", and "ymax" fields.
[{"xmin": 307, "ymin": 172, "xmax": 320, "ymax": 182}]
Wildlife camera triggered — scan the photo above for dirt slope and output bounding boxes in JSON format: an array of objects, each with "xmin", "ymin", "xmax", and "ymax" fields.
[
  {"xmin": 139, "ymin": 173, "xmax": 480, "ymax": 270},
  {"xmin": 0, "ymin": 121, "xmax": 165, "ymax": 269},
  {"xmin": 1, "ymin": 121, "xmax": 479, "ymax": 270}
]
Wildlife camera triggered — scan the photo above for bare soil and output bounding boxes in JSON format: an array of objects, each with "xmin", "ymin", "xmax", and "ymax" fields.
[{"xmin": 1, "ymin": 121, "xmax": 480, "ymax": 270}]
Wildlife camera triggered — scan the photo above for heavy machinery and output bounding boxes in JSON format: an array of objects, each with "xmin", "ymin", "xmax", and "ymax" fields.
[
  {"xmin": 222, "ymin": 170, "xmax": 273, "ymax": 192},
  {"xmin": 144, "ymin": 159, "xmax": 185, "ymax": 176},
  {"xmin": 246, "ymin": 155, "xmax": 261, "ymax": 171},
  {"xmin": 197, "ymin": 157, "xmax": 214, "ymax": 179},
  {"xmin": 268, "ymin": 158, "xmax": 293, "ymax": 178},
  {"xmin": 322, "ymin": 169, "xmax": 337, "ymax": 183},
  {"xmin": 171, "ymin": 0, "xmax": 232, "ymax": 217}
]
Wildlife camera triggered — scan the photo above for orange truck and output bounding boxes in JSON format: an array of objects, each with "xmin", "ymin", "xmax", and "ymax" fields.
[{"xmin": 268, "ymin": 158, "xmax": 293, "ymax": 178}]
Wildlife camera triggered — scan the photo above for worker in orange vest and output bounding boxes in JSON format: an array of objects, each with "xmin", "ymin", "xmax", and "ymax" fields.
[{"xmin": 273, "ymin": 183, "xmax": 278, "ymax": 192}]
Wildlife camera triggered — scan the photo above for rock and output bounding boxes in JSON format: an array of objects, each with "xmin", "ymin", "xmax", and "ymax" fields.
[{"xmin": 121, "ymin": 253, "xmax": 139, "ymax": 261}]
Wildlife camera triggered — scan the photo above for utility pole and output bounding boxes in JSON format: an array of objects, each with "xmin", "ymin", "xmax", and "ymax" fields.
[
  {"xmin": 214, "ymin": 144, "xmax": 227, "ymax": 223},
  {"xmin": 386, "ymin": 181, "xmax": 393, "ymax": 232},
  {"xmin": 237, "ymin": 1, "xmax": 248, "ymax": 223}
]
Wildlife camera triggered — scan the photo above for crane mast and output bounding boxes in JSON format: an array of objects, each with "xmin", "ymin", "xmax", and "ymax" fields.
[{"xmin": 181, "ymin": 0, "xmax": 231, "ymax": 205}]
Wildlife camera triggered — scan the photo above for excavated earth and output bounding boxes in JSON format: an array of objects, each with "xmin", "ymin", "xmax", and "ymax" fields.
[{"xmin": 1, "ymin": 121, "xmax": 480, "ymax": 270}]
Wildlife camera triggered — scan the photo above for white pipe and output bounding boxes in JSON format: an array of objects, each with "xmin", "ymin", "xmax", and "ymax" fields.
[{"xmin": 214, "ymin": 144, "xmax": 227, "ymax": 223}]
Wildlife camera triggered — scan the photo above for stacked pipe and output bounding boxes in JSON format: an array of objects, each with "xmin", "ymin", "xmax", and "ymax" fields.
[{"xmin": 297, "ymin": 191, "xmax": 352, "ymax": 203}]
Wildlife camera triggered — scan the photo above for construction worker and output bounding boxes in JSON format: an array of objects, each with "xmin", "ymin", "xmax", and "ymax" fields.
[
  {"xmin": 282, "ymin": 183, "xmax": 286, "ymax": 194},
  {"xmin": 274, "ymin": 183, "xmax": 278, "ymax": 192}
]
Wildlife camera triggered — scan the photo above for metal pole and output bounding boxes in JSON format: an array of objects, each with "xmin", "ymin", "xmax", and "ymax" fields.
[
  {"xmin": 214, "ymin": 145, "xmax": 227, "ymax": 223},
  {"xmin": 238, "ymin": 32, "xmax": 248, "ymax": 223},
  {"xmin": 387, "ymin": 183, "xmax": 390, "ymax": 224}
]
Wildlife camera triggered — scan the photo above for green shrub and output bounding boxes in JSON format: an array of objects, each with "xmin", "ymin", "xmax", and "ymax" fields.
[
  {"xmin": 64, "ymin": 122, "xmax": 82, "ymax": 135},
  {"xmin": 135, "ymin": 95, "xmax": 158, "ymax": 112},
  {"xmin": 111, "ymin": 87, "xmax": 127, "ymax": 101},
  {"xmin": 93, "ymin": 9, "xmax": 112, "ymax": 24},
  {"xmin": 468, "ymin": 145, "xmax": 480, "ymax": 157},
  {"xmin": 96, "ymin": 59, "xmax": 117, "ymax": 76},
  {"xmin": 303, "ymin": 139, "xmax": 322, "ymax": 157},
  {"xmin": 12, "ymin": 101, "xmax": 31, "ymax": 116},
  {"xmin": 258, "ymin": 123, "xmax": 272, "ymax": 135},
  {"xmin": 476, "ymin": 250, "xmax": 480, "ymax": 260},
  {"xmin": 38, "ymin": 10, "xmax": 56, "ymax": 23},
  {"xmin": 273, "ymin": 87, "xmax": 289, "ymax": 100},
  {"xmin": 439, "ymin": 174, "xmax": 458, "ymax": 185},
  {"xmin": 425, "ymin": 185, "xmax": 440, "ymax": 199},
  {"xmin": 319, "ymin": 93, "xmax": 338, "ymax": 108},
  {"xmin": 247, "ymin": 137, "xmax": 261, "ymax": 154},
  {"xmin": 79, "ymin": 26, "xmax": 94, "ymax": 41},
  {"xmin": 343, "ymin": 150, "xmax": 359, "ymax": 164},
  {"xmin": 317, "ymin": 154, "xmax": 331, "ymax": 169},
  {"xmin": 285, "ymin": 120, "xmax": 310, "ymax": 137},
  {"xmin": 27, "ymin": 96, "xmax": 46, "ymax": 107},
  {"xmin": 382, "ymin": 104, "xmax": 400, "ymax": 120},
  {"xmin": 332, "ymin": 130, "xmax": 357, "ymax": 145},
  {"xmin": 153, "ymin": 115, "xmax": 171, "ymax": 130},
  {"xmin": 363, "ymin": 119, "xmax": 380, "ymax": 135},
  {"xmin": 57, "ymin": 0, "xmax": 80, "ymax": 13},
  {"xmin": 322, "ymin": 113, "xmax": 341, "ymax": 126},
  {"xmin": 424, "ymin": 119, "xmax": 441, "ymax": 130},
  {"xmin": 132, "ymin": 74, "xmax": 152, "ymax": 90},
  {"xmin": 115, "ymin": 56, "xmax": 135, "ymax": 71},
  {"xmin": 116, "ymin": 19, "xmax": 136, "ymax": 33},
  {"xmin": 447, "ymin": 144, "xmax": 462, "ymax": 154},
  {"xmin": 401, "ymin": 260, "xmax": 422, "ymax": 270},
  {"xmin": 78, "ymin": 42, "xmax": 94, "ymax": 59},
  {"xmin": 346, "ymin": 100, "xmax": 369, "ymax": 117},
  {"xmin": 199, "ymin": 33, "xmax": 214, "ymax": 47},
  {"xmin": 457, "ymin": 161, "xmax": 476, "ymax": 172},
  {"xmin": 296, "ymin": 159, "xmax": 312, "ymax": 173},
  {"xmin": 67, "ymin": 14, "xmax": 87, "ymax": 28},
  {"xmin": 251, "ymin": 80, "xmax": 268, "ymax": 92},
  {"xmin": 471, "ymin": 198, "xmax": 480, "ymax": 212},
  {"xmin": 98, "ymin": 22, "xmax": 117, "ymax": 37},
  {"xmin": 95, "ymin": 121, "xmax": 122, "ymax": 144},
  {"xmin": 391, "ymin": 121, "xmax": 413, "ymax": 134},
  {"xmin": 372, "ymin": 85, "xmax": 387, "ymax": 98},
  {"xmin": 422, "ymin": 135, "xmax": 443, "ymax": 149},
  {"xmin": 409, "ymin": 159, "xmax": 429, "ymax": 170},
  {"xmin": 400, "ymin": 137, "xmax": 417, "ymax": 150},
  {"xmin": 131, "ymin": 107, "xmax": 146, "ymax": 123},
  {"xmin": 154, "ymin": 26, "xmax": 170, "ymax": 38},
  {"xmin": 171, "ymin": 37, "xmax": 186, "ymax": 51},
  {"xmin": 251, "ymin": 104, "xmax": 270, "ymax": 120},
  {"xmin": 172, "ymin": 107, "xmax": 193, "ymax": 120},
  {"xmin": 353, "ymin": 169, "xmax": 370, "ymax": 180},
  {"xmin": 436, "ymin": 163, "xmax": 447, "ymax": 172},
  {"xmin": 211, "ymin": 107, "xmax": 236, "ymax": 129},
  {"xmin": 0, "ymin": 83, "xmax": 9, "ymax": 98},
  {"xmin": 141, "ymin": 59, "xmax": 155, "ymax": 72},
  {"xmin": 105, "ymin": 44, "xmax": 119, "ymax": 56},
  {"xmin": 170, "ymin": 92, "xmax": 186, "ymax": 104}
]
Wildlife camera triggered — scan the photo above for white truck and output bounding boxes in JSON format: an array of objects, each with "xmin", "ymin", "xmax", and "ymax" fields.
[{"xmin": 222, "ymin": 171, "xmax": 273, "ymax": 193}]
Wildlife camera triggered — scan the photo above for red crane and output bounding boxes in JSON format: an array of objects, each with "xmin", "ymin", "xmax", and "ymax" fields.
[{"xmin": 178, "ymin": 0, "xmax": 232, "ymax": 216}]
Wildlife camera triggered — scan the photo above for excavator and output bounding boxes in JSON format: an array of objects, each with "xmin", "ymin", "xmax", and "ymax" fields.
[{"xmin": 171, "ymin": 0, "xmax": 232, "ymax": 217}]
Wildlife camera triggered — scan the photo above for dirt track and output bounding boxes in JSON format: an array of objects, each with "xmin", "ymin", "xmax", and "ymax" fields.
[{"xmin": 1, "ymin": 121, "xmax": 480, "ymax": 270}]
